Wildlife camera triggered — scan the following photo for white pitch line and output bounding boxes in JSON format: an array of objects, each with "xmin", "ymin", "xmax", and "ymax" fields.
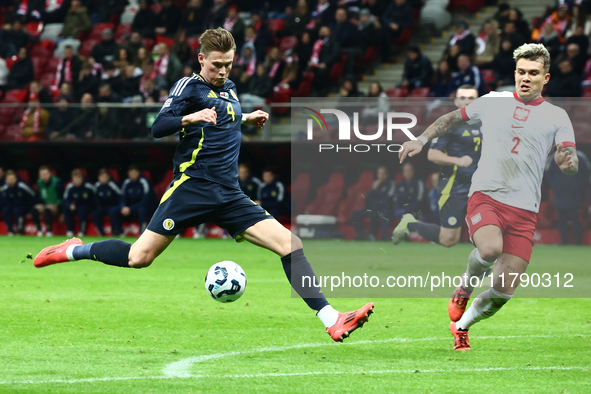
[{"xmin": 1, "ymin": 334, "xmax": 588, "ymax": 386}]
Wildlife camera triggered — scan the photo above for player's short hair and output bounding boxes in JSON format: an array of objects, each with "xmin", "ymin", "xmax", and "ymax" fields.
[
  {"xmin": 456, "ymin": 84, "xmax": 477, "ymax": 95},
  {"xmin": 71, "ymin": 168, "xmax": 83, "ymax": 178},
  {"xmin": 98, "ymin": 168, "xmax": 109, "ymax": 176},
  {"xmin": 199, "ymin": 27, "xmax": 236, "ymax": 57},
  {"xmin": 5, "ymin": 169, "xmax": 16, "ymax": 177},
  {"xmin": 128, "ymin": 164, "xmax": 140, "ymax": 172},
  {"xmin": 39, "ymin": 165, "xmax": 51, "ymax": 172},
  {"xmin": 513, "ymin": 43, "xmax": 551, "ymax": 73}
]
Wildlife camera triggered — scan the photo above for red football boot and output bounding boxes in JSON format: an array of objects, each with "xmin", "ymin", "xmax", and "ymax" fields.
[
  {"xmin": 450, "ymin": 321, "xmax": 471, "ymax": 351},
  {"xmin": 34, "ymin": 237, "xmax": 83, "ymax": 268},
  {"xmin": 327, "ymin": 302, "xmax": 374, "ymax": 342},
  {"xmin": 448, "ymin": 277, "xmax": 472, "ymax": 322}
]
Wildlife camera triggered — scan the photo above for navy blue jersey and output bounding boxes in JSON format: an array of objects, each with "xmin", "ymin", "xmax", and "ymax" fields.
[
  {"xmin": 394, "ymin": 178, "xmax": 425, "ymax": 217},
  {"xmin": 64, "ymin": 182, "xmax": 95, "ymax": 207},
  {"xmin": 430, "ymin": 122, "xmax": 482, "ymax": 195},
  {"xmin": 94, "ymin": 180, "xmax": 121, "ymax": 208},
  {"xmin": 155, "ymin": 73, "xmax": 243, "ymax": 188},
  {"xmin": 1, "ymin": 181, "xmax": 35, "ymax": 208},
  {"xmin": 365, "ymin": 179, "xmax": 396, "ymax": 214},
  {"xmin": 121, "ymin": 176, "xmax": 155, "ymax": 209},
  {"xmin": 239, "ymin": 175, "xmax": 263, "ymax": 200},
  {"xmin": 258, "ymin": 179, "xmax": 288, "ymax": 217}
]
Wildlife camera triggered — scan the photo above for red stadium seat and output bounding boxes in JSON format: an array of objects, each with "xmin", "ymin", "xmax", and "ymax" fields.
[
  {"xmin": 141, "ymin": 170, "xmax": 152, "ymax": 182},
  {"xmin": 450, "ymin": 0, "xmax": 484, "ymax": 13},
  {"xmin": 156, "ymin": 34, "xmax": 175, "ymax": 49},
  {"xmin": 279, "ymin": 36, "xmax": 298, "ymax": 53},
  {"xmin": 150, "ymin": 3, "xmax": 161, "ymax": 14},
  {"xmin": 393, "ymin": 28, "xmax": 413, "ymax": 46},
  {"xmin": 337, "ymin": 171, "xmax": 374, "ymax": 224},
  {"xmin": 410, "ymin": 87, "xmax": 430, "ymax": 98},
  {"xmin": 26, "ymin": 21, "xmax": 43, "ymax": 36},
  {"xmin": 153, "ymin": 169, "xmax": 173, "ymax": 201},
  {"xmin": 45, "ymin": 57, "xmax": 61, "ymax": 74},
  {"xmin": 115, "ymin": 23, "xmax": 132, "ymax": 39},
  {"xmin": 187, "ymin": 37, "xmax": 200, "ymax": 51},
  {"xmin": 356, "ymin": 46, "xmax": 378, "ymax": 64},
  {"xmin": 329, "ymin": 54, "xmax": 347, "ymax": 85},
  {"xmin": 29, "ymin": 47, "xmax": 51, "ymax": 58},
  {"xmin": 79, "ymin": 39, "xmax": 100, "ymax": 58},
  {"xmin": 3, "ymin": 89, "xmax": 28, "ymax": 103},
  {"xmin": 108, "ymin": 168, "xmax": 121, "ymax": 183},
  {"xmin": 386, "ymin": 88, "xmax": 409, "ymax": 98},
  {"xmin": 267, "ymin": 19, "xmax": 285, "ymax": 33},
  {"xmin": 39, "ymin": 72, "xmax": 55, "ymax": 88},
  {"xmin": 4, "ymin": 124, "xmax": 21, "ymax": 140},
  {"xmin": 16, "ymin": 169, "xmax": 31, "ymax": 183},
  {"xmin": 305, "ymin": 172, "xmax": 345, "ymax": 216},
  {"xmin": 291, "ymin": 172, "xmax": 311, "ymax": 216},
  {"xmin": 583, "ymin": 86, "xmax": 591, "ymax": 97},
  {"xmin": 89, "ymin": 22, "xmax": 115, "ymax": 40},
  {"xmin": 31, "ymin": 57, "xmax": 48, "ymax": 79},
  {"xmin": 142, "ymin": 38, "xmax": 155, "ymax": 52}
]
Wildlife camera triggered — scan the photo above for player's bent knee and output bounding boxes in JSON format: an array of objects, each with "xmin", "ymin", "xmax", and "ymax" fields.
[
  {"xmin": 440, "ymin": 235, "xmax": 459, "ymax": 248},
  {"xmin": 128, "ymin": 251, "xmax": 155, "ymax": 268},
  {"xmin": 479, "ymin": 244, "xmax": 502, "ymax": 262},
  {"xmin": 291, "ymin": 235, "xmax": 303, "ymax": 251}
]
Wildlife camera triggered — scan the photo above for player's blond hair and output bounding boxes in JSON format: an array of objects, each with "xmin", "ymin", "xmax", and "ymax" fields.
[
  {"xmin": 199, "ymin": 27, "xmax": 236, "ymax": 57},
  {"xmin": 513, "ymin": 43, "xmax": 551, "ymax": 73}
]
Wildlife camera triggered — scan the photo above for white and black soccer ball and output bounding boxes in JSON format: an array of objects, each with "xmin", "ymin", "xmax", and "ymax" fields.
[{"xmin": 204, "ymin": 261, "xmax": 247, "ymax": 303}]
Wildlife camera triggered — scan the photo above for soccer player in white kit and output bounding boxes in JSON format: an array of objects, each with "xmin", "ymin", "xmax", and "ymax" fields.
[{"xmin": 398, "ymin": 43, "xmax": 579, "ymax": 350}]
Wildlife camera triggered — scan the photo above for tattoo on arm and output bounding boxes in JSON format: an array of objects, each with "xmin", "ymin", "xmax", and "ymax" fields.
[{"xmin": 421, "ymin": 109, "xmax": 467, "ymax": 141}]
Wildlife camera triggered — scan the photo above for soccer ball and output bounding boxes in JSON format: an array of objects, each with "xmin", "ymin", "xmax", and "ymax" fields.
[{"xmin": 205, "ymin": 261, "xmax": 247, "ymax": 303}]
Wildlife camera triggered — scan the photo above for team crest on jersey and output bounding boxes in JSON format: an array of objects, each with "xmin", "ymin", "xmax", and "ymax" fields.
[
  {"xmin": 220, "ymin": 91, "xmax": 229, "ymax": 99},
  {"xmin": 163, "ymin": 98, "xmax": 173, "ymax": 108},
  {"xmin": 513, "ymin": 107, "xmax": 530, "ymax": 121},
  {"xmin": 448, "ymin": 217, "xmax": 458, "ymax": 226},
  {"xmin": 471, "ymin": 213, "xmax": 482, "ymax": 225},
  {"xmin": 163, "ymin": 218, "xmax": 175, "ymax": 230}
]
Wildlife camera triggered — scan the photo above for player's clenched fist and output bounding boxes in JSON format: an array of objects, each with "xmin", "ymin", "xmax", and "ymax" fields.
[
  {"xmin": 243, "ymin": 110, "xmax": 269, "ymax": 128},
  {"xmin": 182, "ymin": 107, "xmax": 217, "ymax": 125},
  {"xmin": 399, "ymin": 139, "xmax": 425, "ymax": 163}
]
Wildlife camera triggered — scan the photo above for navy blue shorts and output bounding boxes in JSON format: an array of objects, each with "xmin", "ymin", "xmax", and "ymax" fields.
[
  {"xmin": 147, "ymin": 174, "xmax": 272, "ymax": 240},
  {"xmin": 438, "ymin": 193, "xmax": 469, "ymax": 228}
]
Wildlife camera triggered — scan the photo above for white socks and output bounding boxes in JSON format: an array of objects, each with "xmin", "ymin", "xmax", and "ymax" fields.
[
  {"xmin": 457, "ymin": 288, "xmax": 512, "ymax": 330},
  {"xmin": 65, "ymin": 245, "xmax": 78, "ymax": 261},
  {"xmin": 464, "ymin": 248, "xmax": 495, "ymax": 292},
  {"xmin": 317, "ymin": 305, "xmax": 339, "ymax": 328}
]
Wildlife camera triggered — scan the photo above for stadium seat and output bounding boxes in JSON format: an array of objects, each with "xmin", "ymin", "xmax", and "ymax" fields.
[
  {"xmin": 337, "ymin": 171, "xmax": 374, "ymax": 224},
  {"xmin": 356, "ymin": 46, "xmax": 378, "ymax": 64},
  {"xmin": 142, "ymin": 38, "xmax": 155, "ymax": 52},
  {"xmin": 393, "ymin": 27, "xmax": 413, "ymax": 46},
  {"xmin": 78, "ymin": 39, "xmax": 100, "ymax": 58},
  {"xmin": 305, "ymin": 172, "xmax": 345, "ymax": 216},
  {"xmin": 108, "ymin": 168, "xmax": 121, "ymax": 183},
  {"xmin": 386, "ymin": 88, "xmax": 409, "ymax": 98},
  {"xmin": 26, "ymin": 21, "xmax": 43, "ymax": 36},
  {"xmin": 153, "ymin": 169, "xmax": 173, "ymax": 201},
  {"xmin": 115, "ymin": 23, "xmax": 132, "ymax": 39},
  {"xmin": 150, "ymin": 3, "xmax": 161, "ymax": 14},
  {"xmin": 31, "ymin": 57, "xmax": 48, "ymax": 79},
  {"xmin": 141, "ymin": 170, "xmax": 152, "ymax": 182},
  {"xmin": 291, "ymin": 172, "xmax": 311, "ymax": 216},
  {"xmin": 29, "ymin": 46, "xmax": 51, "ymax": 59},
  {"xmin": 40, "ymin": 23, "xmax": 63, "ymax": 42},
  {"xmin": 156, "ymin": 34, "xmax": 175, "ymax": 49},
  {"xmin": 3, "ymin": 89, "xmax": 28, "ymax": 103},
  {"xmin": 583, "ymin": 86, "xmax": 591, "ymax": 97},
  {"xmin": 89, "ymin": 23, "xmax": 115, "ymax": 40},
  {"xmin": 3, "ymin": 124, "xmax": 21, "ymax": 140},
  {"xmin": 279, "ymin": 36, "xmax": 298, "ymax": 53},
  {"xmin": 267, "ymin": 19, "xmax": 285, "ymax": 33},
  {"xmin": 39, "ymin": 72, "xmax": 55, "ymax": 88},
  {"xmin": 410, "ymin": 87, "xmax": 430, "ymax": 98},
  {"xmin": 187, "ymin": 37, "xmax": 200, "ymax": 51},
  {"xmin": 329, "ymin": 54, "xmax": 347, "ymax": 86},
  {"xmin": 449, "ymin": 0, "xmax": 484, "ymax": 13},
  {"xmin": 45, "ymin": 57, "xmax": 61, "ymax": 74},
  {"xmin": 16, "ymin": 169, "xmax": 30, "ymax": 183}
]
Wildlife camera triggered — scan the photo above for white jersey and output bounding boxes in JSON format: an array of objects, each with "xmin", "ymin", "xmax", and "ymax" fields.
[{"xmin": 461, "ymin": 91, "xmax": 576, "ymax": 213}]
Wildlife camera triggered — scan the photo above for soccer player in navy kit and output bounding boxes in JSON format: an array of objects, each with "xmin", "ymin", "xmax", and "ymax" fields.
[
  {"xmin": 34, "ymin": 28, "xmax": 373, "ymax": 342},
  {"xmin": 92, "ymin": 168, "xmax": 122, "ymax": 236},
  {"xmin": 63, "ymin": 168, "xmax": 95, "ymax": 237},
  {"xmin": 392, "ymin": 85, "xmax": 481, "ymax": 247}
]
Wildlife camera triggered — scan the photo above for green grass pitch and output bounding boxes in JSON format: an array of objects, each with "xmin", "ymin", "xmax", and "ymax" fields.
[{"xmin": 1, "ymin": 237, "xmax": 589, "ymax": 393}]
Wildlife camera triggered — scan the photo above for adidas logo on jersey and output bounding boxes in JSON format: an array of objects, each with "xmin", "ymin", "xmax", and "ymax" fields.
[{"xmin": 208, "ymin": 90, "xmax": 217, "ymax": 98}]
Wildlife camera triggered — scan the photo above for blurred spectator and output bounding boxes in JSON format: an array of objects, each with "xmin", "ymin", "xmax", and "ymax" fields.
[
  {"xmin": 63, "ymin": 168, "xmax": 95, "ymax": 237},
  {"xmin": 134, "ymin": 47, "xmax": 152, "ymax": 69},
  {"xmin": 90, "ymin": 0, "xmax": 127, "ymax": 24},
  {"xmin": 444, "ymin": 44, "xmax": 461, "ymax": 73},
  {"xmin": 342, "ymin": 8, "xmax": 382, "ymax": 78},
  {"xmin": 243, "ymin": 24, "xmax": 268, "ymax": 63},
  {"xmin": 47, "ymin": 96, "xmax": 79, "ymax": 140},
  {"xmin": 75, "ymin": 61, "xmax": 100, "ymax": 100},
  {"xmin": 113, "ymin": 47, "xmax": 132, "ymax": 71},
  {"xmin": 239, "ymin": 64, "xmax": 272, "ymax": 112},
  {"xmin": 58, "ymin": 82, "xmax": 74, "ymax": 102},
  {"xmin": 427, "ymin": 172, "xmax": 440, "ymax": 225},
  {"xmin": 0, "ymin": 20, "xmax": 35, "ymax": 58},
  {"xmin": 532, "ymin": 4, "xmax": 570, "ymax": 42},
  {"xmin": 494, "ymin": 3, "xmax": 511, "ymax": 29},
  {"xmin": 153, "ymin": 42, "xmax": 183, "ymax": 87},
  {"xmin": 475, "ymin": 19, "xmax": 500, "ymax": 68},
  {"xmin": 308, "ymin": 26, "xmax": 340, "ymax": 96},
  {"xmin": 29, "ymin": 80, "xmax": 53, "ymax": 104},
  {"xmin": 492, "ymin": 38, "xmax": 516, "ymax": 88},
  {"xmin": 351, "ymin": 165, "xmax": 395, "ymax": 241},
  {"xmin": 5, "ymin": 47, "xmax": 34, "ymax": 90},
  {"xmin": 132, "ymin": 0, "xmax": 157, "ymax": 39},
  {"xmin": 111, "ymin": 165, "xmax": 156, "ymax": 235},
  {"xmin": 208, "ymin": 0, "xmax": 229, "ymax": 29},
  {"xmin": 19, "ymin": 93, "xmax": 49, "ymax": 141},
  {"xmin": 546, "ymin": 59, "xmax": 582, "ymax": 97},
  {"xmin": 91, "ymin": 28, "xmax": 119, "ymax": 65},
  {"xmin": 92, "ymin": 168, "xmax": 121, "ymax": 236},
  {"xmin": 181, "ymin": 0, "xmax": 209, "ymax": 37},
  {"xmin": 265, "ymin": 46, "xmax": 286, "ymax": 87},
  {"xmin": 0, "ymin": 57, "xmax": 7, "ymax": 88},
  {"xmin": 313, "ymin": 0, "xmax": 336, "ymax": 26},
  {"xmin": 430, "ymin": 59, "xmax": 452, "ymax": 97},
  {"xmin": 284, "ymin": 0, "xmax": 311, "ymax": 38},
  {"xmin": 31, "ymin": 165, "xmax": 63, "ymax": 237},
  {"xmin": 1, "ymin": 169, "xmax": 35, "ymax": 235},
  {"xmin": 444, "ymin": 20, "xmax": 476, "ymax": 56},
  {"xmin": 394, "ymin": 162, "xmax": 424, "ymax": 219},
  {"xmin": 565, "ymin": 25, "xmax": 590, "ymax": 63},
  {"xmin": 257, "ymin": 168, "xmax": 289, "ymax": 218},
  {"xmin": 545, "ymin": 151, "xmax": 591, "ymax": 245},
  {"xmin": 98, "ymin": 82, "xmax": 122, "ymax": 103},
  {"xmin": 508, "ymin": 7, "xmax": 531, "ymax": 42},
  {"xmin": 223, "ymin": 5, "xmax": 245, "ymax": 49},
  {"xmin": 119, "ymin": 65, "xmax": 142, "ymax": 101},
  {"xmin": 101, "ymin": 62, "xmax": 123, "ymax": 93},
  {"xmin": 238, "ymin": 163, "xmax": 263, "ymax": 201},
  {"xmin": 381, "ymin": 0, "xmax": 413, "ymax": 62},
  {"xmin": 155, "ymin": 0, "xmax": 182, "ymax": 37},
  {"xmin": 330, "ymin": 7, "xmax": 355, "ymax": 46},
  {"xmin": 238, "ymin": 42, "xmax": 257, "ymax": 76},
  {"xmin": 60, "ymin": 0, "xmax": 93, "ymax": 38},
  {"xmin": 537, "ymin": 22, "xmax": 562, "ymax": 60},
  {"xmin": 361, "ymin": 82, "xmax": 389, "ymax": 122},
  {"xmin": 141, "ymin": 60, "xmax": 168, "ymax": 92},
  {"xmin": 294, "ymin": 31, "xmax": 313, "ymax": 73},
  {"xmin": 557, "ymin": 42, "xmax": 587, "ymax": 77},
  {"xmin": 501, "ymin": 21, "xmax": 526, "ymax": 51},
  {"xmin": 365, "ymin": 0, "xmax": 387, "ymax": 16},
  {"xmin": 447, "ymin": 54, "xmax": 485, "ymax": 97},
  {"xmin": 565, "ymin": 5, "xmax": 591, "ymax": 38},
  {"xmin": 341, "ymin": 78, "xmax": 363, "ymax": 97},
  {"xmin": 583, "ymin": 58, "xmax": 591, "ymax": 87},
  {"xmin": 64, "ymin": 93, "xmax": 97, "ymax": 139},
  {"xmin": 171, "ymin": 30, "xmax": 192, "ymax": 64},
  {"xmin": 52, "ymin": 45, "xmax": 81, "ymax": 92},
  {"xmin": 122, "ymin": 32, "xmax": 145, "ymax": 63},
  {"xmin": 119, "ymin": 95, "xmax": 150, "ymax": 138},
  {"xmin": 140, "ymin": 78, "xmax": 159, "ymax": 101},
  {"xmin": 399, "ymin": 45, "xmax": 433, "ymax": 90}
]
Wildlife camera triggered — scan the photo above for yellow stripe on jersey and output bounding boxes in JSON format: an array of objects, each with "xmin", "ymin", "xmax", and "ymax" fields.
[
  {"xmin": 230, "ymin": 90, "xmax": 238, "ymax": 100},
  {"xmin": 438, "ymin": 165, "xmax": 458, "ymax": 210},
  {"xmin": 208, "ymin": 90, "xmax": 217, "ymax": 98},
  {"xmin": 193, "ymin": 73, "xmax": 204, "ymax": 81},
  {"xmin": 160, "ymin": 173, "xmax": 191, "ymax": 204},
  {"xmin": 179, "ymin": 128, "xmax": 205, "ymax": 173}
]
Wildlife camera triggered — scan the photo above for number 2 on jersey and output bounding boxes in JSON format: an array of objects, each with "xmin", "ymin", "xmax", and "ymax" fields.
[
  {"xmin": 511, "ymin": 137, "xmax": 520, "ymax": 154},
  {"xmin": 227, "ymin": 102, "xmax": 235, "ymax": 121}
]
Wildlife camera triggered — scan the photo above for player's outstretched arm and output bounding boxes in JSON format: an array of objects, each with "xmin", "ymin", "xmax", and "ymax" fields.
[
  {"xmin": 428, "ymin": 148, "xmax": 473, "ymax": 167},
  {"xmin": 151, "ymin": 107, "xmax": 217, "ymax": 138},
  {"xmin": 399, "ymin": 109, "xmax": 466, "ymax": 163},
  {"xmin": 555, "ymin": 143, "xmax": 579, "ymax": 175},
  {"xmin": 242, "ymin": 110, "xmax": 269, "ymax": 128}
]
